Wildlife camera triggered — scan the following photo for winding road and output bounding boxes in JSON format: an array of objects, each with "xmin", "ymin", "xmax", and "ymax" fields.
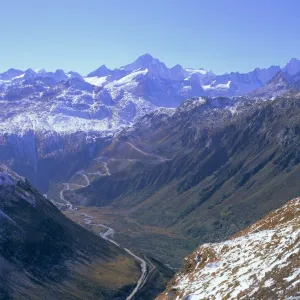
[
  {"xmin": 58, "ymin": 161, "xmax": 151, "ymax": 299},
  {"xmin": 76, "ymin": 171, "xmax": 90, "ymax": 187},
  {"xmin": 59, "ymin": 183, "xmax": 73, "ymax": 209},
  {"xmin": 92, "ymin": 159, "xmax": 111, "ymax": 176},
  {"xmin": 82, "ymin": 213, "xmax": 148, "ymax": 300},
  {"xmin": 125, "ymin": 141, "xmax": 170, "ymax": 162}
]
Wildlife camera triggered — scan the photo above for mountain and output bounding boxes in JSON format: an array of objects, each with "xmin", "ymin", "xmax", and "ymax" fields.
[
  {"xmin": 84, "ymin": 54, "xmax": 291, "ymax": 104},
  {"xmin": 122, "ymin": 53, "xmax": 171, "ymax": 79},
  {"xmin": 170, "ymin": 64, "xmax": 187, "ymax": 81},
  {"xmin": 0, "ymin": 71, "xmax": 155, "ymax": 191},
  {"xmin": 62, "ymin": 94, "xmax": 300, "ymax": 268},
  {"xmin": 251, "ymin": 70, "xmax": 300, "ymax": 98},
  {"xmin": 1, "ymin": 55, "xmax": 300, "ymax": 193},
  {"xmin": 204, "ymin": 65, "xmax": 281, "ymax": 96},
  {"xmin": 1, "ymin": 56, "xmax": 300, "ymax": 298},
  {"xmin": 0, "ymin": 68, "xmax": 23, "ymax": 81},
  {"xmin": 0, "ymin": 165, "xmax": 141, "ymax": 299},
  {"xmin": 283, "ymin": 57, "xmax": 300, "ymax": 76},
  {"xmin": 158, "ymin": 198, "xmax": 300, "ymax": 300},
  {"xmin": 87, "ymin": 64, "xmax": 112, "ymax": 77},
  {"xmin": 251, "ymin": 71, "xmax": 294, "ymax": 98}
]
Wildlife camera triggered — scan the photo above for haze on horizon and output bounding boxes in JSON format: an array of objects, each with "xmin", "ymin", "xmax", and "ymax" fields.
[{"xmin": 1, "ymin": 0, "xmax": 300, "ymax": 74}]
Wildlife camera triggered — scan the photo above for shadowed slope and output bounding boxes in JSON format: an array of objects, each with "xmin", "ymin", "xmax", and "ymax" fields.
[{"xmin": 0, "ymin": 165, "xmax": 140, "ymax": 300}]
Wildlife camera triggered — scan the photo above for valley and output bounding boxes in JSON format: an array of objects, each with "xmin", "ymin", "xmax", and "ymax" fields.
[
  {"xmin": 56, "ymin": 167, "xmax": 162, "ymax": 299},
  {"xmin": 2, "ymin": 0, "xmax": 300, "ymax": 298},
  {"xmin": 1, "ymin": 54, "xmax": 300, "ymax": 299},
  {"xmin": 81, "ymin": 213, "xmax": 148, "ymax": 300},
  {"xmin": 0, "ymin": 165, "xmax": 142, "ymax": 300},
  {"xmin": 47, "ymin": 153, "xmax": 176, "ymax": 299},
  {"xmin": 44, "ymin": 93, "xmax": 300, "ymax": 271}
]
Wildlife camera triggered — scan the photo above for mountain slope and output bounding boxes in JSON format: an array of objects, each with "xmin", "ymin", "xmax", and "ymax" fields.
[
  {"xmin": 250, "ymin": 70, "xmax": 300, "ymax": 98},
  {"xmin": 158, "ymin": 198, "xmax": 300, "ymax": 300},
  {"xmin": 1, "ymin": 56, "xmax": 300, "ymax": 195},
  {"xmin": 66, "ymin": 95, "xmax": 300, "ymax": 267},
  {"xmin": 0, "ymin": 165, "xmax": 140, "ymax": 299}
]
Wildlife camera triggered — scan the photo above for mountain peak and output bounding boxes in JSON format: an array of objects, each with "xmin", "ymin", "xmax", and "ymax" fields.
[
  {"xmin": 98, "ymin": 64, "xmax": 109, "ymax": 70},
  {"xmin": 123, "ymin": 53, "xmax": 162, "ymax": 71},
  {"xmin": 136, "ymin": 53, "xmax": 155, "ymax": 62},
  {"xmin": 283, "ymin": 57, "xmax": 300, "ymax": 76},
  {"xmin": 55, "ymin": 69, "xmax": 65, "ymax": 75},
  {"xmin": 288, "ymin": 57, "xmax": 300, "ymax": 63},
  {"xmin": 67, "ymin": 71, "xmax": 82, "ymax": 79},
  {"xmin": 7, "ymin": 68, "xmax": 23, "ymax": 73},
  {"xmin": 87, "ymin": 64, "xmax": 112, "ymax": 77},
  {"xmin": 122, "ymin": 53, "xmax": 171, "ymax": 79},
  {"xmin": 0, "ymin": 68, "xmax": 24, "ymax": 81},
  {"xmin": 34, "ymin": 68, "xmax": 46, "ymax": 74},
  {"xmin": 170, "ymin": 64, "xmax": 184, "ymax": 70},
  {"xmin": 25, "ymin": 68, "xmax": 36, "ymax": 74},
  {"xmin": 22, "ymin": 68, "xmax": 38, "ymax": 80},
  {"xmin": 170, "ymin": 64, "xmax": 187, "ymax": 80}
]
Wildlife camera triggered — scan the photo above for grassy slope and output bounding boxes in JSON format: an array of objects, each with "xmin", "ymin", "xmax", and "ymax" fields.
[{"xmin": 63, "ymin": 97, "xmax": 300, "ymax": 267}]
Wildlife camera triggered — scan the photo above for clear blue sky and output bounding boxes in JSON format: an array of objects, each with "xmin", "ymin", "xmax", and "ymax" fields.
[{"xmin": 1, "ymin": 0, "xmax": 299, "ymax": 75}]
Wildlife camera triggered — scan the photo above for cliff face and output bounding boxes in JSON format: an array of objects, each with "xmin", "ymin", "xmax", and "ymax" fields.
[{"xmin": 158, "ymin": 198, "xmax": 300, "ymax": 300}]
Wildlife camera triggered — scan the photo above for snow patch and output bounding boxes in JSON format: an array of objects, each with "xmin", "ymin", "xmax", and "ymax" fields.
[
  {"xmin": 202, "ymin": 81, "xmax": 231, "ymax": 90},
  {"xmin": 84, "ymin": 76, "xmax": 108, "ymax": 87},
  {"xmin": 166, "ymin": 198, "xmax": 300, "ymax": 300}
]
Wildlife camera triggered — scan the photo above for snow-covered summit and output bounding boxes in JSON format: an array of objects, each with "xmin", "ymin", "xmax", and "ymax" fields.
[{"xmin": 1, "ymin": 55, "xmax": 300, "ymax": 138}]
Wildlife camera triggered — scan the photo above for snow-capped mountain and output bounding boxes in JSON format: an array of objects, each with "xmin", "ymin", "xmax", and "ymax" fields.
[
  {"xmin": 0, "ymin": 70, "xmax": 155, "ymax": 134},
  {"xmin": 1, "ymin": 54, "xmax": 300, "ymax": 191},
  {"xmin": 158, "ymin": 198, "xmax": 300, "ymax": 300},
  {"xmin": 201, "ymin": 65, "xmax": 281, "ymax": 96},
  {"xmin": 0, "ymin": 66, "xmax": 156, "ymax": 191},
  {"xmin": 83, "ymin": 55, "xmax": 300, "ymax": 103},
  {"xmin": 0, "ymin": 68, "xmax": 24, "ymax": 81}
]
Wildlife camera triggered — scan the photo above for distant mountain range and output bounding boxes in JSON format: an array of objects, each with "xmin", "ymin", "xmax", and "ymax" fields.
[
  {"xmin": 1, "ymin": 54, "xmax": 300, "ymax": 191},
  {"xmin": 1, "ymin": 55, "xmax": 300, "ymax": 299},
  {"xmin": 1, "ymin": 54, "xmax": 300, "ymax": 135},
  {"xmin": 1, "ymin": 54, "xmax": 300, "ymax": 106}
]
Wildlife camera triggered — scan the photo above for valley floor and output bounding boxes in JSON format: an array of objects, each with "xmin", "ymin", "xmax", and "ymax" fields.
[
  {"xmin": 63, "ymin": 205, "xmax": 193, "ymax": 269},
  {"xmin": 63, "ymin": 206, "xmax": 175, "ymax": 299}
]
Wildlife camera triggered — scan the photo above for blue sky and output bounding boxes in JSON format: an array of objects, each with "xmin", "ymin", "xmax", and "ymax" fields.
[{"xmin": 1, "ymin": 0, "xmax": 299, "ymax": 74}]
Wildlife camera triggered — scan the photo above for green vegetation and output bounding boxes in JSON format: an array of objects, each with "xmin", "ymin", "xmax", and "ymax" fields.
[
  {"xmin": 63, "ymin": 96, "xmax": 300, "ymax": 268},
  {"xmin": 0, "ymin": 173, "xmax": 140, "ymax": 299}
]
